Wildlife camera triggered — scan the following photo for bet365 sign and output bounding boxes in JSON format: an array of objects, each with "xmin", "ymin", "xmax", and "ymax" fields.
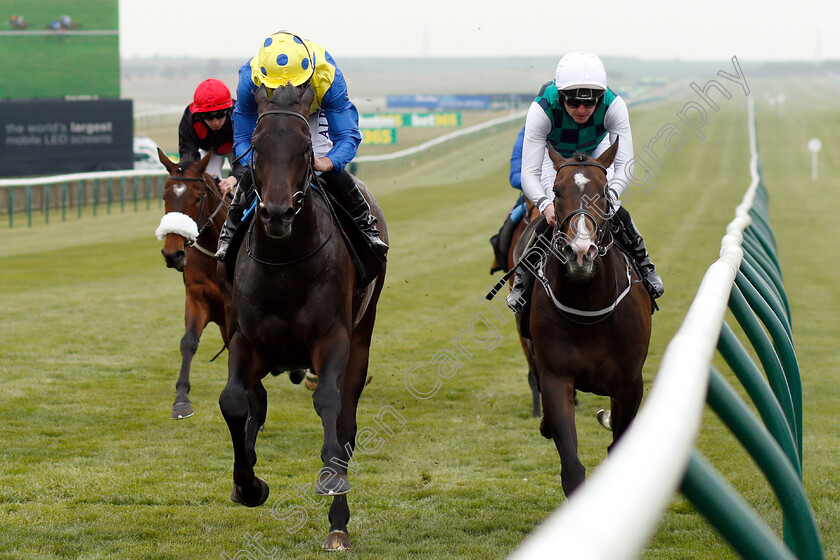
[{"xmin": 361, "ymin": 128, "xmax": 397, "ymax": 145}]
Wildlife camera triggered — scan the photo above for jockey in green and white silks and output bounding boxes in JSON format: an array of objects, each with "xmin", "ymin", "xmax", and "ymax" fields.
[
  {"xmin": 521, "ymin": 54, "xmax": 633, "ymax": 215},
  {"xmin": 508, "ymin": 51, "xmax": 663, "ymax": 315}
]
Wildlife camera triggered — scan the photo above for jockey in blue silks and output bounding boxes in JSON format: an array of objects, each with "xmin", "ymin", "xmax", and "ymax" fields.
[{"xmin": 216, "ymin": 31, "xmax": 388, "ymax": 262}]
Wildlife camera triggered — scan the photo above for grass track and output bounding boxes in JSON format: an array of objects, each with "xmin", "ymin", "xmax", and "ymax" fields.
[{"xmin": 0, "ymin": 77, "xmax": 837, "ymax": 559}]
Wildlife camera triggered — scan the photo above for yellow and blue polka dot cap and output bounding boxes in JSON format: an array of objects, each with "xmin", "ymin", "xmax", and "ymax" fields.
[{"xmin": 250, "ymin": 32, "xmax": 316, "ymax": 88}]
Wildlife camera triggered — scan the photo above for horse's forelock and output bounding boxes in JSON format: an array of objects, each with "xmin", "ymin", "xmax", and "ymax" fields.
[{"xmin": 269, "ymin": 84, "xmax": 304, "ymax": 110}]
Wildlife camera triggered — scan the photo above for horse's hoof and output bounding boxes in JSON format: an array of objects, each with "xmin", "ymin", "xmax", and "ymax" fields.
[
  {"xmin": 230, "ymin": 477, "xmax": 270, "ymax": 507},
  {"xmin": 304, "ymin": 371, "xmax": 318, "ymax": 391},
  {"xmin": 315, "ymin": 470, "xmax": 350, "ymax": 496},
  {"xmin": 539, "ymin": 416, "xmax": 552, "ymax": 439},
  {"xmin": 288, "ymin": 369, "xmax": 306, "ymax": 384},
  {"xmin": 596, "ymin": 409, "xmax": 612, "ymax": 431},
  {"xmin": 171, "ymin": 401, "xmax": 194, "ymax": 419},
  {"xmin": 322, "ymin": 530, "xmax": 351, "ymax": 551}
]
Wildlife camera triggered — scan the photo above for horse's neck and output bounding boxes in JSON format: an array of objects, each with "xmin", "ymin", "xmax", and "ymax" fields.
[{"xmin": 201, "ymin": 175, "xmax": 226, "ymax": 241}]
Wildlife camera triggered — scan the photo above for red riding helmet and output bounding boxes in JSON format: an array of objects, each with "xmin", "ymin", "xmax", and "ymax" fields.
[{"xmin": 188, "ymin": 79, "xmax": 234, "ymax": 114}]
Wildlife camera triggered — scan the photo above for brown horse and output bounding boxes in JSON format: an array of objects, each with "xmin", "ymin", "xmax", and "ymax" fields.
[
  {"xmin": 218, "ymin": 84, "xmax": 387, "ymax": 551},
  {"xmin": 155, "ymin": 150, "xmax": 229, "ymax": 419},
  {"xmin": 509, "ymin": 202, "xmax": 543, "ymax": 418},
  {"xmin": 517, "ymin": 140, "xmax": 651, "ymax": 497}
]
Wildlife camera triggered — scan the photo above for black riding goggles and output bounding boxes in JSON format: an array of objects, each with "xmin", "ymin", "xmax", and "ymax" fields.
[
  {"xmin": 563, "ymin": 96, "xmax": 602, "ymax": 109},
  {"xmin": 203, "ymin": 110, "xmax": 229, "ymax": 121}
]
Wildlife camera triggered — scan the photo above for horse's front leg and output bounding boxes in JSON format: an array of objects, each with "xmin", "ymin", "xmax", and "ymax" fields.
[
  {"xmin": 310, "ymin": 332, "xmax": 351, "ymax": 497},
  {"xmin": 607, "ymin": 377, "xmax": 643, "ymax": 452},
  {"xmin": 244, "ymin": 379, "xmax": 268, "ymax": 467},
  {"xmin": 172, "ymin": 296, "xmax": 210, "ymax": 419},
  {"xmin": 321, "ymin": 332, "xmax": 374, "ymax": 551},
  {"xmin": 539, "ymin": 374, "xmax": 586, "ymax": 496},
  {"xmin": 219, "ymin": 333, "xmax": 269, "ymax": 507}
]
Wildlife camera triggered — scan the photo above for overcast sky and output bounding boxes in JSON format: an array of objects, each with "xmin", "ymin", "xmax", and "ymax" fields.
[{"xmin": 119, "ymin": 0, "xmax": 834, "ymax": 63}]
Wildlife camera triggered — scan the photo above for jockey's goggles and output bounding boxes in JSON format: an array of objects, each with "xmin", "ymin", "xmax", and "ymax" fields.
[
  {"xmin": 562, "ymin": 87, "xmax": 604, "ymax": 108},
  {"xmin": 202, "ymin": 110, "xmax": 228, "ymax": 121}
]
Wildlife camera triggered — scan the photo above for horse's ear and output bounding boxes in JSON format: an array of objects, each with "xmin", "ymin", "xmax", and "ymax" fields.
[
  {"xmin": 547, "ymin": 143, "xmax": 568, "ymax": 170},
  {"xmin": 597, "ymin": 137, "xmax": 619, "ymax": 169},
  {"xmin": 157, "ymin": 147, "xmax": 178, "ymax": 174},
  {"xmin": 196, "ymin": 150, "xmax": 213, "ymax": 176},
  {"xmin": 298, "ymin": 84, "xmax": 315, "ymax": 109},
  {"xmin": 255, "ymin": 84, "xmax": 270, "ymax": 111}
]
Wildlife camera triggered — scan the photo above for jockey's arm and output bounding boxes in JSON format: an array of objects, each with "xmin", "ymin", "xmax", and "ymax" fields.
[
  {"xmin": 320, "ymin": 68, "xmax": 362, "ymax": 175},
  {"xmin": 177, "ymin": 109, "xmax": 202, "ymax": 164},
  {"xmin": 521, "ymin": 103, "xmax": 555, "ymax": 223},
  {"xmin": 232, "ymin": 63, "xmax": 259, "ymax": 180},
  {"xmin": 601, "ymin": 96, "xmax": 634, "ymax": 202},
  {"xmin": 509, "ymin": 126, "xmax": 525, "ymax": 190}
]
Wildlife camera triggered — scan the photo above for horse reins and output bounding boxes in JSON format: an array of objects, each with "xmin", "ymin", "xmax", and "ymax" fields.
[
  {"xmin": 539, "ymin": 159, "xmax": 630, "ymax": 321},
  {"xmin": 552, "ymin": 159, "xmax": 616, "ymax": 257},
  {"xmin": 253, "ymin": 108, "xmax": 315, "ymax": 216},
  {"xmin": 167, "ymin": 173, "xmax": 228, "ymax": 254}
]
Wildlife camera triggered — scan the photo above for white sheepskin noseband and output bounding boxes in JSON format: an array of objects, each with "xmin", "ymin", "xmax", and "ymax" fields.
[{"xmin": 155, "ymin": 212, "xmax": 199, "ymax": 242}]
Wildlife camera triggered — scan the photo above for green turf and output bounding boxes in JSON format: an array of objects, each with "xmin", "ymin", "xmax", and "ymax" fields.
[
  {"xmin": 0, "ymin": 77, "xmax": 837, "ymax": 559},
  {"xmin": 0, "ymin": 0, "xmax": 119, "ymax": 99}
]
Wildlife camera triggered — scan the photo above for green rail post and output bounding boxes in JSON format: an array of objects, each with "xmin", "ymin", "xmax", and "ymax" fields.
[
  {"xmin": 744, "ymin": 227, "xmax": 781, "ymax": 279},
  {"xmin": 27, "ymin": 185, "xmax": 32, "ymax": 227},
  {"xmin": 62, "ymin": 182, "xmax": 67, "ymax": 222},
  {"xmin": 746, "ymin": 221, "xmax": 779, "ymax": 267},
  {"xmin": 45, "ymin": 184, "xmax": 50, "ymax": 224},
  {"xmin": 717, "ymin": 322, "xmax": 799, "ymax": 473},
  {"xmin": 93, "ymin": 179, "xmax": 99, "ymax": 217},
  {"xmin": 744, "ymin": 249, "xmax": 791, "ymax": 326},
  {"xmin": 740, "ymin": 258, "xmax": 791, "ymax": 338},
  {"xmin": 78, "ymin": 180, "xmax": 83, "ymax": 218},
  {"xmin": 8, "ymin": 186, "xmax": 13, "ymax": 228},
  {"xmin": 681, "ymin": 453, "xmax": 797, "ymax": 560},
  {"xmin": 107, "ymin": 178, "xmax": 112, "ymax": 214},
  {"xmin": 146, "ymin": 177, "xmax": 151, "ymax": 210},
  {"xmin": 729, "ymin": 284, "xmax": 798, "ymax": 447},
  {"xmin": 133, "ymin": 176, "xmax": 138, "ymax": 212},
  {"xmin": 120, "ymin": 177, "xmax": 125, "ymax": 213},
  {"xmin": 708, "ymin": 367, "xmax": 823, "ymax": 559},
  {"xmin": 735, "ymin": 270, "xmax": 803, "ymax": 462}
]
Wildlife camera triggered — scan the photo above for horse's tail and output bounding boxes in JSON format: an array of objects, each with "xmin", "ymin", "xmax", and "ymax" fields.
[{"xmin": 209, "ymin": 343, "xmax": 227, "ymax": 362}]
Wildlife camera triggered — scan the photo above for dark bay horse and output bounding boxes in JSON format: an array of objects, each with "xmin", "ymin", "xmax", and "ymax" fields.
[
  {"xmin": 218, "ymin": 84, "xmax": 387, "ymax": 551},
  {"xmin": 518, "ymin": 140, "xmax": 651, "ymax": 497},
  {"xmin": 155, "ymin": 150, "xmax": 229, "ymax": 419},
  {"xmin": 501, "ymin": 201, "xmax": 542, "ymax": 418}
]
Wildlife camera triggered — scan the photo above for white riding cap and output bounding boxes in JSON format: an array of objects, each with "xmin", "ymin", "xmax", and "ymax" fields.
[{"xmin": 554, "ymin": 52, "xmax": 607, "ymax": 91}]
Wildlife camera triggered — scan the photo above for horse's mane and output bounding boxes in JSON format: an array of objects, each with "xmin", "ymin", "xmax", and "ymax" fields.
[{"xmin": 571, "ymin": 152, "xmax": 589, "ymax": 162}]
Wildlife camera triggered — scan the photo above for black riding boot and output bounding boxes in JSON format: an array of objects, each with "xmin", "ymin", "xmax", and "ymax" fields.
[
  {"xmin": 506, "ymin": 243, "xmax": 543, "ymax": 314},
  {"xmin": 490, "ymin": 212, "xmax": 518, "ymax": 274},
  {"xmin": 215, "ymin": 170, "xmax": 254, "ymax": 261},
  {"xmin": 322, "ymin": 169, "xmax": 389, "ymax": 261},
  {"xmin": 612, "ymin": 206, "xmax": 664, "ymax": 299}
]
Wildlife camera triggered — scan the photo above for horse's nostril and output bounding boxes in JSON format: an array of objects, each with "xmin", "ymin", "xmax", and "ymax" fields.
[{"xmin": 281, "ymin": 207, "xmax": 296, "ymax": 223}]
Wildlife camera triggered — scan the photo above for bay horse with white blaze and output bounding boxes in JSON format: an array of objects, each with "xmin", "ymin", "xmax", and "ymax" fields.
[
  {"xmin": 518, "ymin": 140, "xmax": 651, "ymax": 497},
  {"xmin": 218, "ymin": 84, "xmax": 387, "ymax": 551},
  {"xmin": 155, "ymin": 150, "xmax": 229, "ymax": 419}
]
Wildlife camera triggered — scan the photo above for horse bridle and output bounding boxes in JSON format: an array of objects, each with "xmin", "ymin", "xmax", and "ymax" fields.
[
  {"xmin": 253, "ymin": 108, "xmax": 315, "ymax": 216},
  {"xmin": 166, "ymin": 173, "xmax": 228, "ymax": 246},
  {"xmin": 551, "ymin": 160, "xmax": 615, "ymax": 257}
]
